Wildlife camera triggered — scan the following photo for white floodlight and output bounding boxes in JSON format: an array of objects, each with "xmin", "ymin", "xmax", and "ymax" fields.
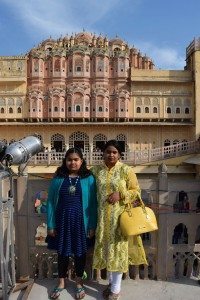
[
  {"xmin": 4, "ymin": 136, "xmax": 42, "ymax": 165},
  {"xmin": 0, "ymin": 135, "xmax": 42, "ymax": 299}
]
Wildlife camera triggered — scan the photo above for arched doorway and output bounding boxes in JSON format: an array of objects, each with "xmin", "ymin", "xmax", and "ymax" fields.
[
  {"xmin": 93, "ymin": 133, "xmax": 107, "ymax": 152},
  {"xmin": 69, "ymin": 131, "xmax": 89, "ymax": 152},
  {"xmin": 51, "ymin": 133, "xmax": 65, "ymax": 152}
]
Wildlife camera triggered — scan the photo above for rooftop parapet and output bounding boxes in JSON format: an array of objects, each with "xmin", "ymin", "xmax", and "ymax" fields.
[{"xmin": 186, "ymin": 38, "xmax": 200, "ymax": 57}]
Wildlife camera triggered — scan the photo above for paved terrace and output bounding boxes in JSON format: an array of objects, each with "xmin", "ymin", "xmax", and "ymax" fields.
[{"xmin": 9, "ymin": 278, "xmax": 200, "ymax": 300}]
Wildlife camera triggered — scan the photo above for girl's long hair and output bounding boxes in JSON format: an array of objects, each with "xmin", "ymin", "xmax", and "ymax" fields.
[{"xmin": 55, "ymin": 147, "xmax": 91, "ymax": 178}]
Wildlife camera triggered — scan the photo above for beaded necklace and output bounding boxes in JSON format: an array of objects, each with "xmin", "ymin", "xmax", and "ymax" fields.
[{"xmin": 68, "ymin": 176, "xmax": 79, "ymax": 195}]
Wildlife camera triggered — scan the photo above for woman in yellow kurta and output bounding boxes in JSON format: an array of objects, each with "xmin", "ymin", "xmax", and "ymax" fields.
[{"xmin": 92, "ymin": 140, "xmax": 147, "ymax": 300}]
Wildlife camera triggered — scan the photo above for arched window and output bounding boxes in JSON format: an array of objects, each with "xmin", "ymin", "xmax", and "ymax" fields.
[
  {"xmin": 176, "ymin": 107, "xmax": 180, "ymax": 114},
  {"xmin": 75, "ymin": 58, "xmax": 83, "ymax": 73},
  {"xmin": 145, "ymin": 107, "xmax": 149, "ymax": 113},
  {"xmin": 153, "ymin": 107, "xmax": 157, "ymax": 113},
  {"xmin": 76, "ymin": 105, "xmax": 81, "ymax": 112},
  {"xmin": 46, "ymin": 47, "xmax": 52, "ymax": 54},
  {"xmin": 68, "ymin": 106, "xmax": 71, "ymax": 112},
  {"xmin": 76, "ymin": 66, "xmax": 82, "ymax": 72},
  {"xmin": 69, "ymin": 131, "xmax": 89, "ymax": 152},
  {"xmin": 17, "ymin": 107, "xmax": 22, "ymax": 113},
  {"xmin": 172, "ymin": 223, "xmax": 188, "ymax": 244},
  {"xmin": 136, "ymin": 107, "xmax": 141, "ymax": 113},
  {"xmin": 167, "ymin": 107, "xmax": 171, "ymax": 113},
  {"xmin": 98, "ymin": 106, "xmax": 103, "ymax": 112},
  {"xmin": 173, "ymin": 191, "xmax": 190, "ymax": 213},
  {"xmin": 116, "ymin": 134, "xmax": 127, "ymax": 153},
  {"xmin": 54, "ymin": 107, "xmax": 58, "ymax": 112},
  {"xmin": 1, "ymin": 108, "xmax": 4, "ymax": 113},
  {"xmin": 54, "ymin": 58, "xmax": 60, "ymax": 72},
  {"xmin": 9, "ymin": 107, "xmax": 13, "ymax": 113},
  {"xmin": 114, "ymin": 47, "xmax": 121, "ymax": 53},
  {"xmin": 85, "ymin": 107, "xmax": 89, "ymax": 112},
  {"xmin": 97, "ymin": 58, "xmax": 104, "ymax": 72},
  {"xmin": 185, "ymin": 107, "xmax": 190, "ymax": 114},
  {"xmin": 93, "ymin": 133, "xmax": 107, "ymax": 152}
]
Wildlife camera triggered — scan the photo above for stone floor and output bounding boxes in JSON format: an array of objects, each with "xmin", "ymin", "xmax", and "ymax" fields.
[{"xmin": 8, "ymin": 277, "xmax": 200, "ymax": 300}]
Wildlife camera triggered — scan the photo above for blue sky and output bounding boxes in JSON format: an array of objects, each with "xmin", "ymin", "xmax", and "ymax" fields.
[{"xmin": 0, "ymin": 0, "xmax": 200, "ymax": 69}]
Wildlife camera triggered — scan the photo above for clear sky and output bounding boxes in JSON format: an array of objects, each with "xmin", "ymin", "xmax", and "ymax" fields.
[{"xmin": 0, "ymin": 0, "xmax": 200, "ymax": 70}]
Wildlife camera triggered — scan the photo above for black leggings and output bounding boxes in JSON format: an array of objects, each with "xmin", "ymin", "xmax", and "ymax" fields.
[{"xmin": 57, "ymin": 254, "xmax": 86, "ymax": 278}]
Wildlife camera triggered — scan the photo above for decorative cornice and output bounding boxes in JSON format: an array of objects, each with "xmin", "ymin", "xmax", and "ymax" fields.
[{"xmin": 0, "ymin": 56, "xmax": 27, "ymax": 59}]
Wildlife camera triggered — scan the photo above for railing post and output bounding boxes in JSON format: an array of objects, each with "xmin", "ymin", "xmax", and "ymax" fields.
[
  {"xmin": 47, "ymin": 151, "xmax": 51, "ymax": 166},
  {"xmin": 148, "ymin": 149, "xmax": 151, "ymax": 162},
  {"xmin": 34, "ymin": 154, "xmax": 37, "ymax": 166},
  {"xmin": 89, "ymin": 150, "xmax": 92, "ymax": 166}
]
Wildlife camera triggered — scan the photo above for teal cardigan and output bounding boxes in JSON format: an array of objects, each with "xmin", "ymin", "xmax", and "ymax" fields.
[{"xmin": 47, "ymin": 175, "xmax": 97, "ymax": 235}]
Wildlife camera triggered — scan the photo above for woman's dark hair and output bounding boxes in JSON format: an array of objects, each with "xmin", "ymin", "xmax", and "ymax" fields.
[
  {"xmin": 103, "ymin": 139, "xmax": 122, "ymax": 156},
  {"xmin": 55, "ymin": 147, "xmax": 91, "ymax": 178}
]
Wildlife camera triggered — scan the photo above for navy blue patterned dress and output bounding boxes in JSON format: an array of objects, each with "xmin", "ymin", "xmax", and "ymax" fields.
[{"xmin": 47, "ymin": 177, "xmax": 87, "ymax": 257}]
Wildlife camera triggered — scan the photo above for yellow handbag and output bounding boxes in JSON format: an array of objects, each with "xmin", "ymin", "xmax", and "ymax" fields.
[{"xmin": 120, "ymin": 197, "xmax": 158, "ymax": 236}]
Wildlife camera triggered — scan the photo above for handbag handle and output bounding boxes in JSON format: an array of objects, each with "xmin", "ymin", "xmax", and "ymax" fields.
[{"xmin": 125, "ymin": 194, "xmax": 147, "ymax": 216}]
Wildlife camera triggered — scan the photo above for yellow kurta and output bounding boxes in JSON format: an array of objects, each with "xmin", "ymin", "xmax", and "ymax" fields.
[{"xmin": 92, "ymin": 161, "xmax": 147, "ymax": 273}]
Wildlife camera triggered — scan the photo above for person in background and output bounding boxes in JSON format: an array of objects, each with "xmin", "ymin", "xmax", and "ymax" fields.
[
  {"xmin": 92, "ymin": 140, "xmax": 147, "ymax": 300},
  {"xmin": 46, "ymin": 147, "xmax": 97, "ymax": 299}
]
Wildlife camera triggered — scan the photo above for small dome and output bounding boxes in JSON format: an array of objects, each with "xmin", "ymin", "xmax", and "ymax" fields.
[
  {"xmin": 63, "ymin": 35, "xmax": 69, "ymax": 41},
  {"xmin": 75, "ymin": 32, "xmax": 93, "ymax": 44},
  {"xmin": 109, "ymin": 37, "xmax": 125, "ymax": 45},
  {"xmin": 41, "ymin": 38, "xmax": 55, "ymax": 47}
]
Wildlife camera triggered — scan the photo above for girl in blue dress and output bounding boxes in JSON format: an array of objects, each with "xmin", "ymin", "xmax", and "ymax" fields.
[{"xmin": 46, "ymin": 147, "xmax": 97, "ymax": 299}]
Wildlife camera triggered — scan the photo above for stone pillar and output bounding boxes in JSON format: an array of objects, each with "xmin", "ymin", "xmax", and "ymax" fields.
[
  {"xmin": 157, "ymin": 163, "xmax": 169, "ymax": 280},
  {"xmin": 15, "ymin": 169, "xmax": 29, "ymax": 279}
]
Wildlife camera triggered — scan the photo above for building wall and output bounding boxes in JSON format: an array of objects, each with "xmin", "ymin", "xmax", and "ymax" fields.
[
  {"xmin": 0, "ymin": 34, "xmax": 198, "ymax": 154},
  {"xmin": 0, "ymin": 124, "xmax": 194, "ymax": 152}
]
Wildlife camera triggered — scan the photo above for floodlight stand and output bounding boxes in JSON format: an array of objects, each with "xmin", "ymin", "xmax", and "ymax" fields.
[{"xmin": 0, "ymin": 166, "xmax": 16, "ymax": 300}]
